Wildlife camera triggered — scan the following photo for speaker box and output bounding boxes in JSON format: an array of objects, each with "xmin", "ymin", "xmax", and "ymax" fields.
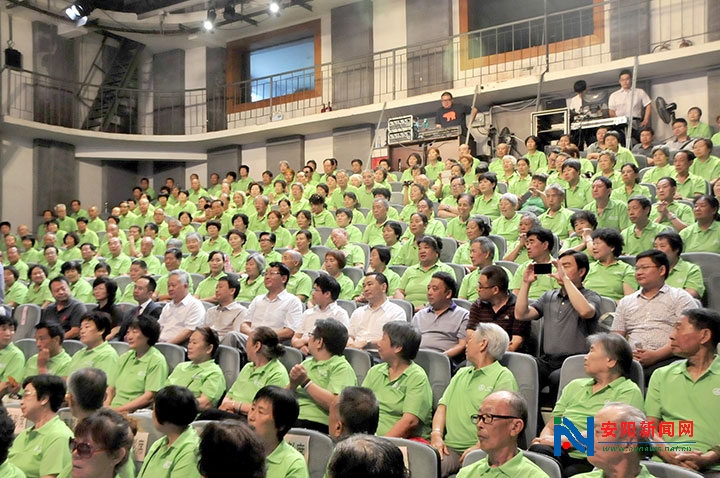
[{"xmin": 5, "ymin": 48, "xmax": 22, "ymax": 69}]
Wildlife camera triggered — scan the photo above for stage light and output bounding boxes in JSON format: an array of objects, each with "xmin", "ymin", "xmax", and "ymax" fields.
[
  {"xmin": 203, "ymin": 7, "xmax": 216, "ymax": 31},
  {"xmin": 268, "ymin": 1, "xmax": 280, "ymax": 14}
]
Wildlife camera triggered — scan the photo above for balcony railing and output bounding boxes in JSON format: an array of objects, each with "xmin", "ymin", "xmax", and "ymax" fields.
[{"xmin": 1, "ymin": 0, "xmax": 715, "ymax": 136}]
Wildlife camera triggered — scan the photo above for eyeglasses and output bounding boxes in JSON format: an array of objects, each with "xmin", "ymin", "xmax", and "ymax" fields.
[
  {"xmin": 471, "ymin": 413, "xmax": 520, "ymax": 425},
  {"xmin": 69, "ymin": 438, "xmax": 106, "ymax": 458},
  {"xmin": 634, "ymin": 265, "xmax": 660, "ymax": 271}
]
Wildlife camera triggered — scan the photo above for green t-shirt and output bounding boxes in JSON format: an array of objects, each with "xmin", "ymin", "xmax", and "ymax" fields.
[
  {"xmin": 620, "ymin": 222, "xmax": 668, "ymax": 256},
  {"xmin": 687, "ymin": 122, "xmax": 712, "ymax": 139},
  {"xmin": 180, "ymin": 252, "xmax": 210, "ymax": 275},
  {"xmin": 690, "ymin": 155, "xmax": 720, "ymax": 180},
  {"xmin": 362, "ymin": 362, "xmax": 433, "ymax": 438},
  {"xmin": 137, "ymin": 426, "xmax": 201, "ymax": 478},
  {"xmin": 0, "ymin": 343, "xmax": 26, "ymax": 384},
  {"xmin": 583, "ymin": 199, "xmax": 630, "ymax": 231},
  {"xmin": 584, "ymin": 261, "xmax": 637, "ymax": 301},
  {"xmin": 492, "ymin": 213, "xmax": 521, "ymax": 242},
  {"xmin": 458, "ymin": 449, "xmax": 550, "ymax": 478},
  {"xmin": 361, "ymin": 222, "xmax": 386, "ymax": 247},
  {"xmin": 666, "ymin": 259, "xmax": 705, "ymax": 298},
  {"xmin": 335, "ymin": 273, "xmax": 356, "ymax": 301},
  {"xmin": 642, "ymin": 164, "xmax": 676, "ymax": 185},
  {"xmin": 525, "ymin": 150, "xmax": 548, "ymax": 172},
  {"xmin": 539, "ymin": 208, "xmax": 573, "ymax": 240},
  {"xmin": 227, "ymin": 359, "xmax": 289, "ymax": 404},
  {"xmin": 69, "ymin": 278, "xmax": 94, "ymax": 304},
  {"xmin": 649, "ymin": 201, "xmax": 694, "ymax": 228},
  {"xmin": 24, "ymin": 280, "xmax": 53, "ymax": 307},
  {"xmin": 300, "ymin": 251, "xmax": 321, "ymax": 271},
  {"xmin": 24, "ymin": 351, "xmax": 72, "ymax": 378},
  {"xmin": 236, "ymin": 277, "xmax": 267, "ymax": 302},
  {"xmin": 294, "ymin": 355, "xmax": 357, "ymax": 425},
  {"xmin": 565, "ymin": 179, "xmax": 593, "ymax": 209},
  {"xmin": 611, "ymin": 183, "xmax": 651, "ymax": 204},
  {"xmin": 445, "ymin": 217, "xmax": 470, "ymax": 243},
  {"xmin": 229, "ymin": 250, "xmax": 249, "ymax": 273},
  {"xmin": 265, "ymin": 440, "xmax": 309, "ymax": 478},
  {"xmin": 0, "ymin": 461, "xmax": 26, "ymax": 478},
  {"xmin": 201, "ymin": 237, "xmax": 232, "ymax": 255},
  {"xmin": 472, "ymin": 193, "xmax": 502, "ymax": 220},
  {"xmin": 398, "ymin": 262, "xmax": 457, "ymax": 307},
  {"xmin": 68, "ymin": 341, "xmax": 119, "ymax": 377},
  {"xmin": 287, "ymin": 272, "xmax": 313, "ymax": 301},
  {"xmin": 353, "ymin": 267, "xmax": 400, "ymax": 298},
  {"xmin": 4, "ymin": 281, "xmax": 28, "ymax": 306},
  {"xmin": 109, "ymin": 347, "xmax": 169, "ymax": 407},
  {"xmin": 573, "ymin": 464, "xmax": 655, "ymax": 478},
  {"xmin": 675, "ymin": 174, "xmax": 707, "ymax": 199},
  {"xmin": 680, "ymin": 221, "xmax": 720, "ymax": 254},
  {"xmin": 312, "ymin": 210, "xmax": 337, "ymax": 228},
  {"xmin": 165, "ymin": 360, "xmax": 226, "ymax": 407},
  {"xmin": 194, "ymin": 273, "xmax": 227, "ymax": 300},
  {"xmin": 106, "ymin": 254, "xmax": 132, "ymax": 277},
  {"xmin": 8, "ymin": 415, "xmax": 74, "ymax": 478}
]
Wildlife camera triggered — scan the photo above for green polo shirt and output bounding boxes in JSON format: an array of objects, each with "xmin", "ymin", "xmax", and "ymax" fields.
[
  {"xmin": 21, "ymin": 249, "xmax": 44, "ymax": 267},
  {"xmin": 445, "ymin": 217, "xmax": 470, "ymax": 243},
  {"xmin": 229, "ymin": 250, "xmax": 249, "ymax": 273},
  {"xmin": 137, "ymin": 426, "xmax": 201, "ymax": 478},
  {"xmin": 87, "ymin": 217, "xmax": 106, "ymax": 233},
  {"xmin": 584, "ymin": 261, "xmax": 637, "ymax": 301},
  {"xmin": 69, "ymin": 278, "xmax": 94, "ymax": 304},
  {"xmin": 591, "ymin": 170, "xmax": 623, "ymax": 189},
  {"xmin": 505, "ymin": 238, "xmax": 531, "ymax": 263},
  {"xmin": 56, "ymin": 216, "xmax": 77, "ymax": 233},
  {"xmin": 398, "ymin": 262, "xmax": 457, "ymax": 307},
  {"xmin": 80, "ymin": 258, "xmax": 99, "ymax": 278},
  {"xmin": 676, "ymin": 174, "xmax": 707, "ymax": 199},
  {"xmin": 458, "ymin": 268, "xmax": 481, "ymax": 301},
  {"xmin": 236, "ymin": 277, "xmax": 267, "ymax": 302},
  {"xmin": 325, "ymin": 225, "xmax": 362, "ymax": 248},
  {"xmin": 362, "ymin": 222, "xmax": 386, "ymax": 247},
  {"xmin": 68, "ymin": 341, "xmax": 119, "ymax": 377},
  {"xmin": 649, "ymin": 201, "xmax": 694, "ymax": 228},
  {"xmin": 509, "ymin": 261, "xmax": 557, "ymax": 300},
  {"xmin": 106, "ymin": 253, "xmax": 132, "ymax": 277},
  {"xmin": 287, "ymin": 271, "xmax": 313, "ymax": 300},
  {"xmin": 680, "ymin": 221, "xmax": 720, "ymax": 253},
  {"xmin": 554, "ymin": 376, "xmax": 644, "ymax": 459},
  {"xmin": 0, "ymin": 343, "xmax": 26, "ymax": 384},
  {"xmin": 5, "ymin": 260, "xmax": 29, "ymax": 281},
  {"xmin": 4, "ymin": 281, "xmax": 28, "ymax": 306},
  {"xmin": 333, "ymin": 273, "xmax": 354, "ymax": 301},
  {"xmin": 525, "ymin": 150, "xmax": 548, "ymax": 172},
  {"xmin": 473, "ymin": 193, "xmax": 502, "ymax": 220},
  {"xmin": 583, "ymin": 199, "xmax": 630, "ymax": 231},
  {"xmin": 396, "ymin": 238, "xmax": 420, "ymax": 267},
  {"xmin": 269, "ymin": 227, "xmax": 294, "ymax": 249},
  {"xmin": 425, "ymin": 161, "xmax": 445, "ymax": 182},
  {"xmin": 329, "ymin": 186, "xmax": 359, "ymax": 211},
  {"xmin": 362, "ymin": 362, "xmax": 433, "ymax": 438},
  {"xmin": 294, "ymin": 355, "xmax": 357, "ymax": 425},
  {"xmin": 667, "ymin": 259, "xmax": 705, "ymax": 297},
  {"xmin": 165, "ymin": 359, "xmax": 226, "ymax": 407},
  {"xmin": 614, "ymin": 146, "xmax": 637, "ymax": 169},
  {"xmin": 312, "ymin": 210, "xmax": 337, "ymax": 229},
  {"xmin": 201, "ymin": 237, "xmax": 232, "ymax": 255},
  {"xmin": 266, "ymin": 440, "xmax": 309, "ymax": 478},
  {"xmin": 439, "ymin": 361, "xmax": 518, "ymax": 450},
  {"xmin": 566, "ymin": 179, "xmax": 593, "ymax": 209},
  {"xmin": 620, "ymin": 222, "xmax": 668, "ymax": 256},
  {"xmin": 646, "ymin": 356, "xmax": 720, "ymax": 470},
  {"xmin": 8, "ymin": 415, "xmax": 73, "ymax": 478},
  {"xmin": 509, "ymin": 175, "xmax": 533, "ymax": 196},
  {"xmin": 399, "ymin": 204, "xmax": 418, "ymax": 223},
  {"xmin": 574, "ymin": 464, "xmax": 656, "ymax": 478},
  {"xmin": 0, "ymin": 460, "xmax": 26, "ymax": 478},
  {"xmin": 300, "ymin": 251, "xmax": 321, "ymax": 271},
  {"xmin": 458, "ymin": 449, "xmax": 550, "ymax": 478},
  {"xmin": 24, "ymin": 280, "xmax": 53, "ymax": 307},
  {"xmin": 353, "ymin": 267, "xmax": 400, "ymax": 298},
  {"xmin": 539, "ymin": 208, "xmax": 573, "ymax": 240},
  {"xmin": 493, "ymin": 213, "xmax": 521, "ymax": 242},
  {"xmin": 690, "ymin": 155, "xmax": 720, "ymax": 180},
  {"xmin": 24, "ymin": 350, "xmax": 72, "ymax": 378},
  {"xmin": 291, "ymin": 198, "xmax": 310, "ymax": 214},
  {"xmin": 227, "ymin": 359, "xmax": 289, "ymax": 403},
  {"xmin": 642, "ymin": 164, "xmax": 676, "ymax": 185},
  {"xmin": 181, "ymin": 251, "xmax": 210, "ymax": 275},
  {"xmin": 195, "ymin": 272, "xmax": 227, "ymax": 300},
  {"xmin": 109, "ymin": 347, "xmax": 169, "ymax": 407},
  {"xmin": 611, "ymin": 184, "xmax": 651, "ymax": 204}
]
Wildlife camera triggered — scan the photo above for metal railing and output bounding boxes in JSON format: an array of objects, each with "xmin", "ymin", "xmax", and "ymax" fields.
[{"xmin": 1, "ymin": 0, "xmax": 714, "ymax": 135}]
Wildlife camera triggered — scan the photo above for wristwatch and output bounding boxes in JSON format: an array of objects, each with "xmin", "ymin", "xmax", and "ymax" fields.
[{"xmin": 668, "ymin": 213, "xmax": 677, "ymax": 220}]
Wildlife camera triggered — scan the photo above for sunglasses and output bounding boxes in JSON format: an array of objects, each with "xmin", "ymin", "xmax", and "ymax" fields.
[{"xmin": 69, "ymin": 438, "xmax": 105, "ymax": 458}]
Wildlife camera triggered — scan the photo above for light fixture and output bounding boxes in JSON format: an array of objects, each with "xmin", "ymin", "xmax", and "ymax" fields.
[
  {"xmin": 203, "ymin": 8, "xmax": 216, "ymax": 31},
  {"xmin": 223, "ymin": 3, "xmax": 235, "ymax": 22},
  {"xmin": 65, "ymin": 0, "xmax": 93, "ymax": 26},
  {"xmin": 268, "ymin": 1, "xmax": 280, "ymax": 14}
]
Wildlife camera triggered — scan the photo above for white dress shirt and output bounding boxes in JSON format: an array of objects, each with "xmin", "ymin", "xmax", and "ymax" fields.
[
  {"xmin": 297, "ymin": 302, "xmax": 350, "ymax": 336},
  {"xmin": 246, "ymin": 290, "xmax": 303, "ymax": 332},
  {"xmin": 158, "ymin": 293, "xmax": 206, "ymax": 342},
  {"xmin": 348, "ymin": 299, "xmax": 406, "ymax": 343}
]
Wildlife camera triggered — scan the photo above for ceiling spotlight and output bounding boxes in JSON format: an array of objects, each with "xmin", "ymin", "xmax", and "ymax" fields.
[
  {"xmin": 268, "ymin": 1, "xmax": 280, "ymax": 14},
  {"xmin": 223, "ymin": 3, "xmax": 235, "ymax": 22},
  {"xmin": 203, "ymin": 7, "xmax": 216, "ymax": 31},
  {"xmin": 65, "ymin": 0, "xmax": 93, "ymax": 25}
]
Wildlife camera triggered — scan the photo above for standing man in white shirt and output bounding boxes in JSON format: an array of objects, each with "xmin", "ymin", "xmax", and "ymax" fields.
[
  {"xmin": 608, "ymin": 69, "xmax": 652, "ymax": 142},
  {"xmin": 157, "ymin": 270, "xmax": 205, "ymax": 344},
  {"xmin": 292, "ymin": 274, "xmax": 350, "ymax": 354},
  {"xmin": 346, "ymin": 272, "xmax": 405, "ymax": 350}
]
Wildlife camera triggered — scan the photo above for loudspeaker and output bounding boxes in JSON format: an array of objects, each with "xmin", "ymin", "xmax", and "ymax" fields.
[{"xmin": 5, "ymin": 48, "xmax": 22, "ymax": 69}]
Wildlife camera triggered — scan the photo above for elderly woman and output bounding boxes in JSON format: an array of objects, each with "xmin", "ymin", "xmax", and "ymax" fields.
[
  {"xmin": 494, "ymin": 193, "xmax": 522, "ymax": 242},
  {"xmin": 678, "ymin": 194, "xmax": 720, "ymax": 253},
  {"xmin": 66, "ymin": 409, "xmax": 134, "ymax": 478},
  {"xmin": 198, "ymin": 421, "xmax": 265, "ymax": 478},
  {"xmin": 643, "ymin": 145, "xmax": 676, "ymax": 185},
  {"xmin": 165, "ymin": 327, "xmax": 226, "ymax": 410},
  {"xmin": 396, "ymin": 235, "xmax": 456, "ymax": 311},
  {"xmin": 194, "ymin": 251, "xmax": 227, "ymax": 303},
  {"xmin": 137, "ymin": 386, "xmax": 201, "ymax": 478},
  {"xmin": 529, "ymin": 333, "xmax": 644, "ymax": 477},
  {"xmin": 287, "ymin": 319, "xmax": 357, "ymax": 433},
  {"xmin": 227, "ymin": 229, "xmax": 249, "ymax": 273},
  {"xmin": 444, "ymin": 193, "xmax": 474, "ymax": 243},
  {"xmin": 559, "ymin": 210, "xmax": 598, "ymax": 257},
  {"xmin": 294, "ymin": 230, "xmax": 321, "ymax": 270},
  {"xmin": 248, "ymin": 386, "xmax": 309, "ymax": 478},
  {"xmin": 323, "ymin": 250, "xmax": 355, "ymax": 300},
  {"xmin": 67, "ymin": 311, "xmax": 119, "ymax": 377},
  {"xmin": 362, "ymin": 322, "xmax": 433, "ymax": 439},
  {"xmin": 309, "ymin": 194, "xmax": 337, "ymax": 228},
  {"xmin": 25, "ymin": 264, "xmax": 53, "ymax": 308},
  {"xmin": 584, "ymin": 228, "xmax": 637, "ymax": 302},
  {"xmin": 396, "ymin": 212, "xmax": 428, "ymax": 267},
  {"xmin": 453, "ymin": 216, "xmax": 494, "ymax": 265},
  {"xmin": 105, "ymin": 316, "xmax": 168, "ymax": 413},
  {"xmin": 8, "ymin": 375, "xmax": 74, "ymax": 477},
  {"xmin": 237, "ymin": 254, "xmax": 268, "ymax": 302},
  {"xmin": 200, "ymin": 327, "xmax": 289, "ymax": 421},
  {"xmin": 611, "ymin": 163, "xmax": 651, "ymax": 205},
  {"xmin": 384, "ymin": 221, "xmax": 404, "ymax": 265},
  {"xmin": 504, "ymin": 211, "xmax": 542, "ymax": 263},
  {"xmin": 430, "ymin": 323, "xmax": 518, "ymax": 477}
]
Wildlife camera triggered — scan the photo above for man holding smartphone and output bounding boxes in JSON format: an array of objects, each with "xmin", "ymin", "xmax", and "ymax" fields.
[
  {"xmin": 515, "ymin": 250, "xmax": 601, "ymax": 401},
  {"xmin": 509, "ymin": 227, "xmax": 556, "ymax": 300}
]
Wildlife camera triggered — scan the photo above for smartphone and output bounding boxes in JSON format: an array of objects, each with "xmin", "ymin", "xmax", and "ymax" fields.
[{"xmin": 533, "ymin": 263, "xmax": 552, "ymax": 275}]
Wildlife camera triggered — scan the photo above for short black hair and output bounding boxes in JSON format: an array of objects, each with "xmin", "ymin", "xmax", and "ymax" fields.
[
  {"xmin": 591, "ymin": 228, "xmax": 624, "ymax": 258},
  {"xmin": 0, "ymin": 407, "xmax": 15, "ymax": 462},
  {"xmin": 154, "ymin": 385, "xmax": 199, "ymax": 427},
  {"xmin": 218, "ymin": 276, "xmax": 241, "ymax": 300},
  {"xmin": 636, "ymin": 249, "xmax": 670, "ymax": 278},
  {"xmin": 654, "ymin": 230, "xmax": 683, "ymax": 254},
  {"xmin": 526, "ymin": 227, "xmax": 555, "ymax": 252},
  {"xmin": 365, "ymin": 272, "xmax": 388, "ymax": 293},
  {"xmin": 314, "ymin": 274, "xmax": 340, "ymax": 302},
  {"xmin": 480, "ymin": 265, "xmax": 509, "ymax": 293},
  {"xmin": 337, "ymin": 387, "xmax": 380, "ymax": 436},
  {"xmin": 328, "ymin": 435, "xmax": 407, "ymax": 478},
  {"xmin": 127, "ymin": 316, "xmax": 162, "ymax": 345},
  {"xmin": 371, "ymin": 246, "xmax": 391, "ymax": 266},
  {"xmin": 92, "ymin": 276, "xmax": 118, "ymax": 305},
  {"xmin": 312, "ymin": 319, "xmax": 348, "ymax": 356},
  {"xmin": 0, "ymin": 315, "xmax": 16, "ymax": 330},
  {"xmin": 259, "ymin": 232, "xmax": 276, "ymax": 244},
  {"xmin": 253, "ymin": 386, "xmax": 299, "ymax": 441},
  {"xmin": 268, "ymin": 262, "xmax": 290, "ymax": 283},
  {"xmin": 683, "ymin": 308, "xmax": 720, "ymax": 348},
  {"xmin": 431, "ymin": 271, "xmax": 457, "ymax": 298},
  {"xmin": 22, "ymin": 374, "xmax": 66, "ymax": 412},
  {"xmin": 35, "ymin": 320, "xmax": 65, "ymax": 344},
  {"xmin": 569, "ymin": 210, "xmax": 598, "ymax": 230},
  {"xmin": 383, "ymin": 221, "xmax": 402, "ymax": 238},
  {"xmin": 628, "ymin": 195, "xmax": 651, "ymax": 211},
  {"xmin": 67, "ymin": 368, "xmax": 107, "ymax": 411},
  {"xmin": 558, "ymin": 250, "xmax": 590, "ymax": 281},
  {"xmin": 80, "ymin": 310, "xmax": 113, "ymax": 339},
  {"xmin": 199, "ymin": 421, "xmax": 265, "ymax": 478},
  {"xmin": 383, "ymin": 322, "xmax": 421, "ymax": 361}
]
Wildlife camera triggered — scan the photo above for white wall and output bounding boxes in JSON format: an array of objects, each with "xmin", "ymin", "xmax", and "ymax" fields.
[
  {"xmin": 242, "ymin": 144, "xmax": 268, "ymax": 177},
  {"xmin": 186, "ymin": 162, "xmax": 208, "ymax": 186},
  {"xmin": 0, "ymin": 137, "xmax": 34, "ymax": 226},
  {"xmin": 651, "ymin": 74, "xmax": 708, "ymax": 140},
  {"xmin": 185, "ymin": 47, "xmax": 207, "ymax": 135},
  {"xmin": 305, "ymin": 133, "xmax": 333, "ymax": 162},
  {"xmin": 77, "ymin": 159, "xmax": 103, "ymax": 210}
]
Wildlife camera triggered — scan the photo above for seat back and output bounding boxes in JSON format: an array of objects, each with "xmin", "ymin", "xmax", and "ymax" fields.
[
  {"xmin": 640, "ymin": 460, "xmax": 703, "ymax": 477},
  {"xmin": 353, "ymin": 242, "xmax": 371, "ymax": 269},
  {"xmin": 462, "ymin": 448, "xmax": 486, "ymax": 466},
  {"xmin": 446, "ymin": 263, "xmax": 465, "ymax": 283},
  {"xmin": 499, "ymin": 352, "xmax": 539, "ymax": 448},
  {"xmin": 216, "ymin": 345, "xmax": 242, "ymax": 390},
  {"xmin": 63, "ymin": 339, "xmax": 86, "ymax": 356},
  {"xmin": 155, "ymin": 342, "xmax": 187, "ymax": 372},
  {"xmin": 496, "ymin": 260, "xmax": 519, "ymax": 276},
  {"xmin": 488, "ymin": 234, "xmax": 507, "ymax": 259},
  {"xmin": 342, "ymin": 267, "xmax": 365, "ymax": 286},
  {"xmin": 285, "ymin": 428, "xmax": 334, "ymax": 478},
  {"xmin": 15, "ymin": 338, "xmax": 39, "ymax": 360},
  {"xmin": 414, "ymin": 349, "xmax": 451, "ymax": 410},
  {"xmin": 453, "ymin": 298, "xmax": 473, "ymax": 311},
  {"xmin": 389, "ymin": 298, "xmax": 414, "ymax": 322},
  {"xmin": 557, "ymin": 355, "xmax": 645, "ymax": 399},
  {"xmin": 315, "ymin": 227, "xmax": 334, "ymax": 244},
  {"xmin": 129, "ymin": 411, "xmax": 165, "ymax": 472},
  {"xmin": 342, "ymin": 348, "xmax": 373, "ymax": 385},
  {"xmin": 301, "ymin": 269, "xmax": 321, "ymax": 283},
  {"xmin": 439, "ymin": 238, "xmax": 457, "ymax": 263},
  {"xmin": 523, "ymin": 450, "xmax": 562, "ymax": 478},
  {"xmin": 191, "ymin": 419, "xmax": 213, "ymax": 435},
  {"xmin": 280, "ymin": 346, "xmax": 304, "ymax": 373},
  {"xmin": 389, "ymin": 265, "xmax": 408, "ymax": 277},
  {"xmin": 310, "ymin": 245, "xmax": 331, "ymax": 262},
  {"xmin": 12, "ymin": 304, "xmax": 42, "ymax": 341},
  {"xmin": 114, "ymin": 275, "xmax": 133, "ymax": 292},
  {"xmin": 336, "ymin": 299, "xmax": 357, "ymax": 317},
  {"xmin": 110, "ymin": 341, "xmax": 130, "ymax": 356},
  {"xmin": 384, "ymin": 436, "xmax": 440, "ymax": 478},
  {"xmin": 681, "ymin": 252, "xmax": 720, "ymax": 309}
]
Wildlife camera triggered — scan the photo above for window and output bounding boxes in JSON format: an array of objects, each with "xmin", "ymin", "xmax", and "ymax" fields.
[
  {"xmin": 459, "ymin": 0, "xmax": 604, "ymax": 68},
  {"xmin": 249, "ymin": 38, "xmax": 315, "ymax": 101}
]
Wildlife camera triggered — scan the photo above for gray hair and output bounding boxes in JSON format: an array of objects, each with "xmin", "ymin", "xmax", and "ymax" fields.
[
  {"xmin": 166, "ymin": 238, "xmax": 183, "ymax": 250},
  {"xmin": 186, "ymin": 232, "xmax": 203, "ymax": 243},
  {"xmin": 167, "ymin": 218, "xmax": 181, "ymax": 227},
  {"xmin": 502, "ymin": 155, "xmax": 517, "ymax": 167},
  {"xmin": 474, "ymin": 322, "xmax": 509, "ymax": 361},
  {"xmin": 67, "ymin": 368, "xmax": 107, "ymax": 411},
  {"xmin": 651, "ymin": 144, "xmax": 671, "ymax": 158},
  {"xmin": 500, "ymin": 193, "xmax": 519, "ymax": 208},
  {"xmin": 285, "ymin": 249, "xmax": 303, "ymax": 267},
  {"xmin": 373, "ymin": 198, "xmax": 390, "ymax": 209},
  {"xmin": 472, "ymin": 236, "xmax": 495, "ymax": 257},
  {"xmin": 599, "ymin": 150, "xmax": 617, "ymax": 164},
  {"xmin": 517, "ymin": 211, "xmax": 541, "ymax": 228},
  {"xmin": 168, "ymin": 269, "xmax": 190, "ymax": 285},
  {"xmin": 600, "ymin": 403, "xmax": 647, "ymax": 445},
  {"xmin": 546, "ymin": 183, "xmax": 566, "ymax": 196}
]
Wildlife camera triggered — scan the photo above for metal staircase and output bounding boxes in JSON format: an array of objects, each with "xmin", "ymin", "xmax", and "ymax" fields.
[{"xmin": 79, "ymin": 34, "xmax": 144, "ymax": 133}]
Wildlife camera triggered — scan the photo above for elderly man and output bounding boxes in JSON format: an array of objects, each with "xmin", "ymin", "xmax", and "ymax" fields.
[
  {"xmin": 362, "ymin": 198, "xmax": 391, "ymax": 247},
  {"xmin": 611, "ymin": 249, "xmax": 696, "ymax": 378},
  {"xmin": 458, "ymin": 237, "xmax": 496, "ymax": 302},
  {"xmin": 157, "ymin": 270, "xmax": 205, "ymax": 345},
  {"xmin": 458, "ymin": 391, "xmax": 550, "ymax": 478},
  {"xmin": 410, "ymin": 272, "xmax": 468, "ymax": 361},
  {"xmin": 204, "ymin": 275, "xmax": 247, "ymax": 342},
  {"xmin": 292, "ymin": 275, "xmax": 349, "ymax": 354},
  {"xmin": 645, "ymin": 308, "xmax": 720, "ymax": 476},
  {"xmin": 240, "ymin": 262, "xmax": 303, "ymax": 342},
  {"xmin": 54, "ymin": 204, "xmax": 77, "ymax": 233},
  {"xmin": 347, "ymin": 272, "xmax": 406, "ymax": 350},
  {"xmin": 328, "ymin": 229, "xmax": 364, "ymax": 268},
  {"xmin": 328, "ymin": 386, "xmax": 380, "ymax": 441},
  {"xmin": 430, "ymin": 323, "xmax": 518, "ymax": 477},
  {"xmin": 106, "ymin": 237, "xmax": 132, "ymax": 277},
  {"xmin": 41, "ymin": 277, "xmax": 87, "ymax": 339},
  {"xmin": 327, "ymin": 434, "xmax": 407, "ymax": 478},
  {"xmin": 281, "ymin": 250, "xmax": 312, "ymax": 303},
  {"xmin": 539, "ymin": 184, "xmax": 574, "ymax": 240},
  {"xmin": 181, "ymin": 232, "xmax": 210, "ymax": 275}
]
